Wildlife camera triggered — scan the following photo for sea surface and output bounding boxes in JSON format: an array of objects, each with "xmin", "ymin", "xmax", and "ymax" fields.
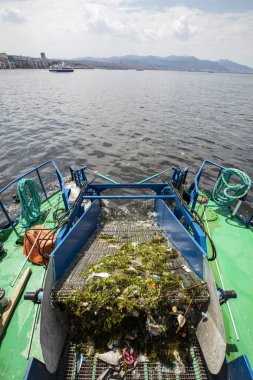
[{"xmin": 0, "ymin": 69, "xmax": 253, "ymax": 187}]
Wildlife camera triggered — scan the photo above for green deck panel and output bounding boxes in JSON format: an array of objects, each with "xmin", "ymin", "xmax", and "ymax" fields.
[
  {"xmin": 0, "ymin": 191, "xmax": 64, "ymax": 380},
  {"xmin": 198, "ymin": 198, "xmax": 253, "ymax": 367}
]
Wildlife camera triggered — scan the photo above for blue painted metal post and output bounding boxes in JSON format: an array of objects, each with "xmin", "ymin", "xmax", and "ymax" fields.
[
  {"xmin": 36, "ymin": 169, "xmax": 48, "ymax": 200},
  {"xmin": 81, "ymin": 195, "xmax": 176, "ymax": 200},
  {"xmin": 0, "ymin": 199, "xmax": 20, "ymax": 237},
  {"xmin": 0, "ymin": 199, "xmax": 13, "ymax": 226},
  {"xmin": 54, "ymin": 170, "xmax": 69, "ymax": 211}
]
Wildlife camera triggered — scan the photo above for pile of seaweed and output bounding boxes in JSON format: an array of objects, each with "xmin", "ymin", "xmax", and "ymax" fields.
[{"xmin": 63, "ymin": 236, "xmax": 200, "ymax": 366}]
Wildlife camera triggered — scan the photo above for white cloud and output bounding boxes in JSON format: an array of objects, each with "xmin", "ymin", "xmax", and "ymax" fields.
[
  {"xmin": 1, "ymin": 7, "xmax": 25, "ymax": 23},
  {"xmin": 80, "ymin": 2, "xmax": 199, "ymax": 45},
  {"xmin": 172, "ymin": 17, "xmax": 196, "ymax": 40}
]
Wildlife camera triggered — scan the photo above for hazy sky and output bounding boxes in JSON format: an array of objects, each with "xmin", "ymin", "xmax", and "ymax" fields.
[{"xmin": 1, "ymin": 0, "xmax": 253, "ymax": 66}]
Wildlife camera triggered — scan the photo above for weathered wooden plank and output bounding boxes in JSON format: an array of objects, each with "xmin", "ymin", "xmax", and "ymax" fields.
[{"xmin": 0, "ymin": 268, "xmax": 32, "ymax": 338}]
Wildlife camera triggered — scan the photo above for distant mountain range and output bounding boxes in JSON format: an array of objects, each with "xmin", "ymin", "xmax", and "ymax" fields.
[{"xmin": 75, "ymin": 55, "xmax": 253, "ymax": 73}]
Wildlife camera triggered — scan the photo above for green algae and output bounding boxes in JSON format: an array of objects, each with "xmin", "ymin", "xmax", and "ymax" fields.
[
  {"xmin": 99, "ymin": 233, "xmax": 118, "ymax": 243},
  {"xmin": 63, "ymin": 238, "xmax": 196, "ymax": 365}
]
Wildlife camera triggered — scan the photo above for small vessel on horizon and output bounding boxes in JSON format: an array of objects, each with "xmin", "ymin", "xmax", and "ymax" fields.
[{"xmin": 49, "ymin": 62, "xmax": 74, "ymax": 72}]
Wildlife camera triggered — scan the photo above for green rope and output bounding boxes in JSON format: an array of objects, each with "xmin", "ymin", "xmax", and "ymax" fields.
[
  {"xmin": 17, "ymin": 178, "xmax": 42, "ymax": 227},
  {"xmin": 212, "ymin": 168, "xmax": 251, "ymax": 207}
]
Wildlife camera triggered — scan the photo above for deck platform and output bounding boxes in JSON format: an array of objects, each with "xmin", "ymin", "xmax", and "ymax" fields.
[
  {"xmin": 0, "ymin": 191, "xmax": 64, "ymax": 380},
  {"xmin": 197, "ymin": 197, "xmax": 253, "ymax": 366}
]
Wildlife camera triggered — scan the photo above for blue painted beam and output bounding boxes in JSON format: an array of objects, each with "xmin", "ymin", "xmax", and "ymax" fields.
[
  {"xmin": 155, "ymin": 199, "xmax": 205, "ymax": 279},
  {"xmin": 227, "ymin": 355, "xmax": 253, "ymax": 380},
  {"xmin": 173, "ymin": 196, "xmax": 207, "ymax": 253},
  {"xmin": 24, "ymin": 358, "xmax": 55, "ymax": 380},
  {"xmin": 82, "ymin": 195, "xmax": 175, "ymax": 200},
  {"xmin": 87, "ymin": 183, "xmax": 171, "ymax": 195},
  {"xmin": 52, "ymin": 200, "xmax": 101, "ymax": 282}
]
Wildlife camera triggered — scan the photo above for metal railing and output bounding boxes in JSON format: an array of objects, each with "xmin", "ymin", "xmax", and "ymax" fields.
[
  {"xmin": 191, "ymin": 160, "xmax": 253, "ymax": 226},
  {"xmin": 0, "ymin": 160, "xmax": 66, "ymax": 230}
]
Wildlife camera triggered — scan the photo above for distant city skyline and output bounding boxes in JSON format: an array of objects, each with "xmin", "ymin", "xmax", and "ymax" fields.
[{"xmin": 0, "ymin": 0, "xmax": 253, "ymax": 67}]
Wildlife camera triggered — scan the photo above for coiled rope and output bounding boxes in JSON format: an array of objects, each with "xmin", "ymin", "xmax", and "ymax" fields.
[
  {"xmin": 212, "ymin": 168, "xmax": 251, "ymax": 207},
  {"xmin": 18, "ymin": 179, "xmax": 42, "ymax": 227}
]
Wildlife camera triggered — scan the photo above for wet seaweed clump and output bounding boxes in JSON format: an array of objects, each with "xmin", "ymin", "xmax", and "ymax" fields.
[{"xmin": 63, "ymin": 238, "xmax": 199, "ymax": 366}]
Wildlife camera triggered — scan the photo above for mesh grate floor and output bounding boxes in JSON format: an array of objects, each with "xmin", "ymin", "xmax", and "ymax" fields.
[
  {"xmin": 57, "ymin": 338, "xmax": 208, "ymax": 380},
  {"xmin": 55, "ymin": 222, "xmax": 209, "ymax": 380},
  {"xmin": 52, "ymin": 223, "xmax": 208, "ymax": 304}
]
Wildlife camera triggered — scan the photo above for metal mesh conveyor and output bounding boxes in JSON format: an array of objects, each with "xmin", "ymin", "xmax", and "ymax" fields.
[
  {"xmin": 57, "ymin": 338, "xmax": 208, "ymax": 380},
  {"xmin": 52, "ymin": 222, "xmax": 209, "ymax": 304},
  {"xmin": 53, "ymin": 222, "xmax": 209, "ymax": 379}
]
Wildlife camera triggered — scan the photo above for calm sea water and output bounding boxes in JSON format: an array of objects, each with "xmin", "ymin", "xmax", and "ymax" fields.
[{"xmin": 0, "ymin": 69, "xmax": 252, "ymax": 187}]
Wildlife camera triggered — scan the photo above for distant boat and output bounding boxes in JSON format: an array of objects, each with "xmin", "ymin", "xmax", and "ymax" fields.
[
  {"xmin": 49, "ymin": 63, "xmax": 74, "ymax": 72},
  {"xmin": 136, "ymin": 68, "xmax": 144, "ymax": 71}
]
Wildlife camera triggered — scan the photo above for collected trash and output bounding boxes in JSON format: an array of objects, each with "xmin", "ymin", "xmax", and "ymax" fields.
[
  {"xmin": 63, "ymin": 237, "xmax": 207, "ymax": 367},
  {"xmin": 96, "ymin": 350, "xmax": 122, "ymax": 366}
]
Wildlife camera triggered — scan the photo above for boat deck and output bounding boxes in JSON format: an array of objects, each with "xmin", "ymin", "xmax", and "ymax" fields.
[
  {"xmin": 198, "ymin": 197, "xmax": 253, "ymax": 365},
  {"xmin": 0, "ymin": 191, "xmax": 64, "ymax": 380}
]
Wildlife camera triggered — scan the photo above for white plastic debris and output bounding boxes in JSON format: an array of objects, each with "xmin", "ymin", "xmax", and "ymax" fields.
[
  {"xmin": 137, "ymin": 354, "xmax": 149, "ymax": 363},
  {"xmin": 132, "ymin": 369, "xmax": 141, "ymax": 379},
  {"xmin": 131, "ymin": 257, "xmax": 142, "ymax": 267},
  {"xmin": 146, "ymin": 316, "xmax": 166, "ymax": 336},
  {"xmin": 96, "ymin": 350, "xmax": 122, "ymax": 366},
  {"xmin": 82, "ymin": 199, "xmax": 91, "ymax": 210},
  {"xmin": 65, "ymin": 181, "xmax": 81, "ymax": 202},
  {"xmin": 182, "ymin": 265, "xmax": 192, "ymax": 273},
  {"xmin": 88, "ymin": 272, "xmax": 110, "ymax": 279},
  {"xmin": 177, "ymin": 314, "xmax": 186, "ymax": 328}
]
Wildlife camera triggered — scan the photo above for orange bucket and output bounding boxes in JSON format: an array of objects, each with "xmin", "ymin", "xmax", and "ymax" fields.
[{"xmin": 23, "ymin": 225, "xmax": 56, "ymax": 265}]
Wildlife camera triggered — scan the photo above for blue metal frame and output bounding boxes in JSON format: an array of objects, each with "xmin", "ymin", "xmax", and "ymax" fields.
[
  {"xmin": 82, "ymin": 195, "xmax": 175, "ymax": 200},
  {"xmin": 24, "ymin": 358, "xmax": 55, "ymax": 380},
  {"xmin": 227, "ymin": 355, "xmax": 253, "ymax": 380},
  {"xmin": 57, "ymin": 183, "xmax": 178, "ymax": 243},
  {"xmin": 86, "ymin": 183, "xmax": 170, "ymax": 193},
  {"xmin": 52, "ymin": 200, "xmax": 101, "ymax": 281},
  {"xmin": 83, "ymin": 182, "xmax": 207, "ymax": 253},
  {"xmin": 0, "ymin": 160, "xmax": 68, "ymax": 230},
  {"xmin": 191, "ymin": 160, "xmax": 223, "ymax": 210},
  {"xmin": 70, "ymin": 165, "xmax": 88, "ymax": 188},
  {"xmin": 155, "ymin": 199, "xmax": 206, "ymax": 278},
  {"xmin": 51, "ymin": 179, "xmax": 208, "ymax": 282},
  {"xmin": 171, "ymin": 166, "xmax": 188, "ymax": 189}
]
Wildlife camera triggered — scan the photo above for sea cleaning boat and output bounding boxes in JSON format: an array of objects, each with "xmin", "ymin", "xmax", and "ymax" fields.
[
  {"xmin": 0, "ymin": 160, "xmax": 252, "ymax": 380},
  {"xmin": 49, "ymin": 63, "xmax": 74, "ymax": 72}
]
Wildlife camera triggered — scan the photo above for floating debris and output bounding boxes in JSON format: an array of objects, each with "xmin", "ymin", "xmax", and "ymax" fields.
[{"xmin": 99, "ymin": 233, "xmax": 118, "ymax": 243}]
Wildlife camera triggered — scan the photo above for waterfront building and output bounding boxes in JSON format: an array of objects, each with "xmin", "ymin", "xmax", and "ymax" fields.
[
  {"xmin": 0, "ymin": 53, "xmax": 10, "ymax": 69},
  {"xmin": 0, "ymin": 52, "xmax": 49, "ymax": 69},
  {"xmin": 40, "ymin": 52, "xmax": 49, "ymax": 68},
  {"xmin": 0, "ymin": 51, "xmax": 89, "ymax": 69}
]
